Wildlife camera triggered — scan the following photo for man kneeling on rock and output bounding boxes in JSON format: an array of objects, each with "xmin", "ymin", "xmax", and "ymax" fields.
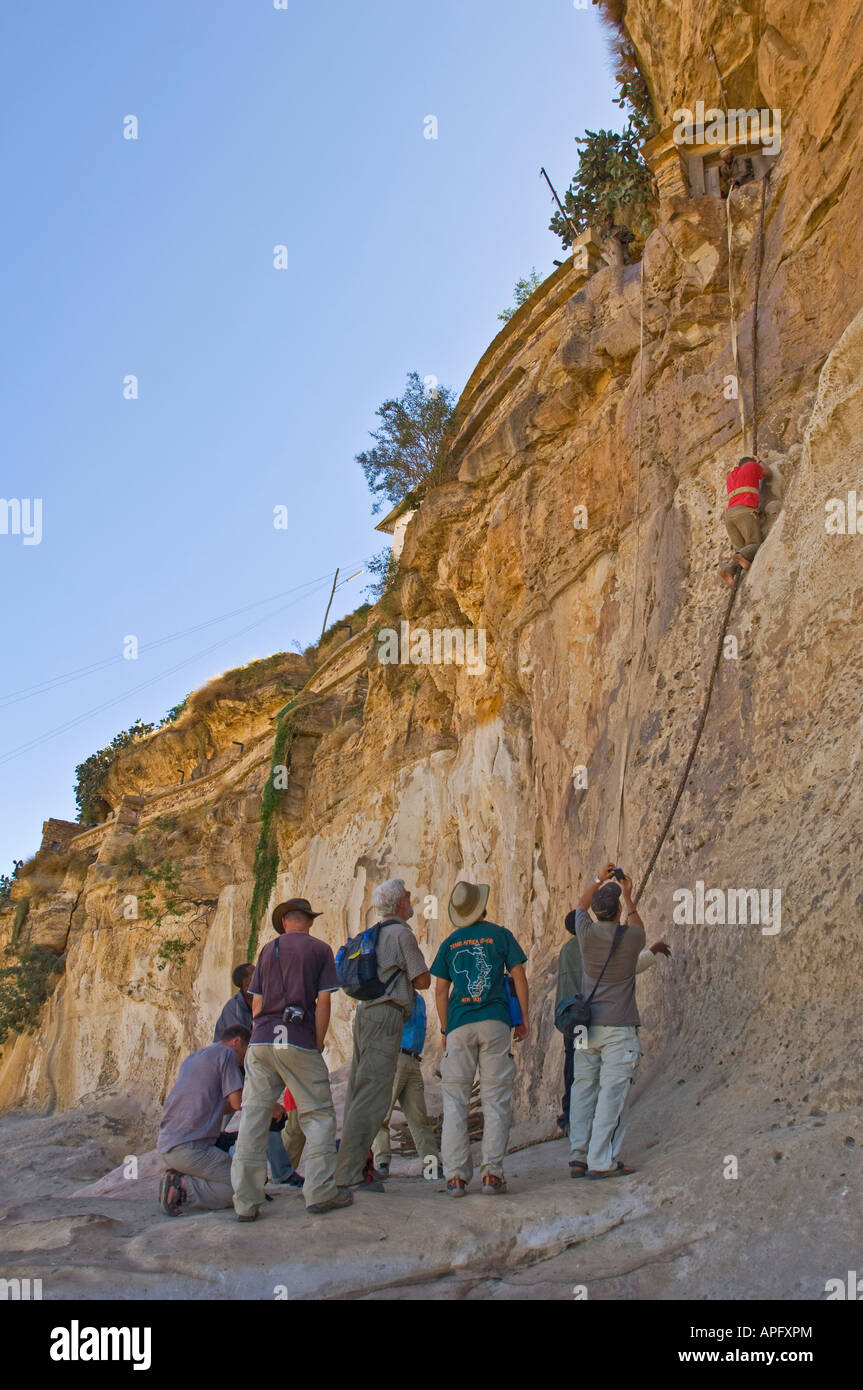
[
  {"xmin": 158, "ymin": 1024, "xmax": 250, "ymax": 1216},
  {"xmin": 231, "ymin": 897, "xmax": 350, "ymax": 1219}
]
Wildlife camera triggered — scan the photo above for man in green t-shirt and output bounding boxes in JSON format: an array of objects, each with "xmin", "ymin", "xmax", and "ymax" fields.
[{"xmin": 430, "ymin": 881, "xmax": 529, "ymax": 1197}]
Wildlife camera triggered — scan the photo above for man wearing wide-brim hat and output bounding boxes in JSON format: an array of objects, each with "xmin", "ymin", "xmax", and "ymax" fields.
[
  {"xmin": 430, "ymin": 881, "xmax": 529, "ymax": 1197},
  {"xmin": 231, "ymin": 897, "xmax": 351, "ymax": 1219}
]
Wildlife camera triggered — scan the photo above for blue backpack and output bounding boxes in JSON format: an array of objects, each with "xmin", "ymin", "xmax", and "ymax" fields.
[
  {"xmin": 335, "ymin": 919, "xmax": 402, "ymax": 1001},
  {"xmin": 401, "ymin": 995, "xmax": 427, "ymax": 1054}
]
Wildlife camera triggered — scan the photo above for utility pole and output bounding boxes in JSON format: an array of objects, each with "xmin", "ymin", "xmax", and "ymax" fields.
[
  {"xmin": 540, "ymin": 167, "xmax": 580, "ymax": 248},
  {"xmin": 319, "ymin": 568, "xmax": 339, "ymax": 643}
]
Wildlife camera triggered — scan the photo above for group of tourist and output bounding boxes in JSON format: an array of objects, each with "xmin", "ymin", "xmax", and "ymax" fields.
[{"xmin": 156, "ymin": 865, "xmax": 669, "ymax": 1219}]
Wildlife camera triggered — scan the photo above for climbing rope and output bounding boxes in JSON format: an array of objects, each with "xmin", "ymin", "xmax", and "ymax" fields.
[
  {"xmin": 632, "ymin": 569, "xmax": 740, "ymax": 907},
  {"xmin": 726, "ymin": 187, "xmax": 748, "ymax": 444},
  {"xmin": 627, "ymin": 176, "xmax": 769, "ymax": 908},
  {"xmin": 614, "ymin": 260, "xmax": 646, "ymax": 862}
]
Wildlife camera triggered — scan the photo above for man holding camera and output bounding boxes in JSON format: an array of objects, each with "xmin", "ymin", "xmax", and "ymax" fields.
[
  {"xmin": 567, "ymin": 863, "xmax": 670, "ymax": 1179},
  {"xmin": 231, "ymin": 897, "xmax": 351, "ymax": 1220}
]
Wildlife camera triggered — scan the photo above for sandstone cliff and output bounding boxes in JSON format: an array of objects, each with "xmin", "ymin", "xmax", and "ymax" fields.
[{"xmin": 1, "ymin": 0, "xmax": 861, "ymax": 1296}]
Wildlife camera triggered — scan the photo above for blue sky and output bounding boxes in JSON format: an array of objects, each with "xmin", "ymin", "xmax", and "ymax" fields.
[{"xmin": 0, "ymin": 0, "xmax": 620, "ymax": 871}]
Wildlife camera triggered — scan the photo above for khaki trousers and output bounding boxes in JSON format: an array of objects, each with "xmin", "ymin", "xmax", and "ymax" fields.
[
  {"xmin": 440, "ymin": 1019, "xmax": 515, "ymax": 1182},
  {"xmin": 724, "ymin": 505, "xmax": 761, "ymax": 563},
  {"xmin": 160, "ymin": 1141, "xmax": 233, "ymax": 1211},
  {"xmin": 333, "ymin": 1003, "xmax": 404, "ymax": 1187},
  {"xmin": 281, "ymin": 1108, "xmax": 306, "ymax": 1170},
  {"xmin": 372, "ymin": 1052, "xmax": 441, "ymax": 1166},
  {"xmin": 231, "ymin": 1043, "xmax": 338, "ymax": 1214}
]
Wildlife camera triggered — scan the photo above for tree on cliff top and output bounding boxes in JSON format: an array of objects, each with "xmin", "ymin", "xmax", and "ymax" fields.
[
  {"xmin": 550, "ymin": 21, "xmax": 657, "ymax": 255},
  {"xmin": 355, "ymin": 371, "xmax": 456, "ymax": 515}
]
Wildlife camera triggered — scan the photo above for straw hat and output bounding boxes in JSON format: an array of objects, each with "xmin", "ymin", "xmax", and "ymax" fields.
[{"xmin": 448, "ymin": 880, "xmax": 490, "ymax": 928}]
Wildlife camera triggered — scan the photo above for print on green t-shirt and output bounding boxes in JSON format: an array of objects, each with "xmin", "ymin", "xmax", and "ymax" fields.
[{"xmin": 430, "ymin": 920, "xmax": 527, "ymax": 1036}]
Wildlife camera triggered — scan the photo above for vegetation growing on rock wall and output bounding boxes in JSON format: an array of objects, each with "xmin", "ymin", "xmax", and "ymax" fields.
[
  {"xmin": 247, "ymin": 711, "xmax": 297, "ymax": 959},
  {"xmin": 0, "ymin": 944, "xmax": 64, "ymax": 1044},
  {"xmin": 364, "ymin": 547, "xmax": 399, "ymax": 602},
  {"xmin": 498, "ymin": 268, "xmax": 545, "ymax": 322},
  {"xmin": 550, "ymin": 19, "xmax": 657, "ymax": 256},
  {"xmin": 74, "ymin": 719, "xmax": 155, "ymax": 824},
  {"xmin": 356, "ymin": 371, "xmax": 457, "ymax": 515},
  {"xmin": 0, "ymin": 859, "xmax": 23, "ymax": 904}
]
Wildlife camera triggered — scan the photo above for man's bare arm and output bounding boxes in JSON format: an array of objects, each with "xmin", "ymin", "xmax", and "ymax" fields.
[
  {"xmin": 315, "ymin": 992, "xmax": 332, "ymax": 1052},
  {"xmin": 251, "ymin": 993, "xmax": 262, "ymax": 1018},
  {"xmin": 412, "ymin": 970, "xmax": 431, "ymax": 990},
  {"xmin": 225, "ymin": 1089, "xmax": 242, "ymax": 1112},
  {"xmin": 577, "ymin": 862, "xmax": 616, "ymax": 911}
]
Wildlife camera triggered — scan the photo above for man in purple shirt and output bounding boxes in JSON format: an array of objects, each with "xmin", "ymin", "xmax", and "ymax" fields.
[
  {"xmin": 158, "ymin": 1024, "xmax": 249, "ymax": 1216},
  {"xmin": 231, "ymin": 897, "xmax": 351, "ymax": 1220}
]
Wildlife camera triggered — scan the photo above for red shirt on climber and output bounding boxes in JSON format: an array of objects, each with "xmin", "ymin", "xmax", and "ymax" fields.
[{"xmin": 726, "ymin": 457, "xmax": 764, "ymax": 509}]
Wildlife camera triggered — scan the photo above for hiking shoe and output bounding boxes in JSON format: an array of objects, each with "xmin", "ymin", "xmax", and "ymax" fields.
[
  {"xmin": 273, "ymin": 1172, "xmax": 304, "ymax": 1189},
  {"xmin": 446, "ymin": 1178, "xmax": 467, "ymax": 1197},
  {"xmin": 481, "ymin": 1174, "xmax": 508, "ymax": 1195},
  {"xmin": 159, "ymin": 1169, "xmax": 186, "ymax": 1217},
  {"xmin": 344, "ymin": 1177, "xmax": 386, "ymax": 1193},
  {"xmin": 375, "ymin": 1163, "xmax": 389, "ymax": 1178},
  {"xmin": 307, "ymin": 1189, "xmax": 354, "ymax": 1214},
  {"xmin": 236, "ymin": 1209, "xmax": 259, "ymax": 1222}
]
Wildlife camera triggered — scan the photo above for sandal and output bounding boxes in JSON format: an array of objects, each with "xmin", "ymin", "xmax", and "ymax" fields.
[
  {"xmin": 586, "ymin": 1162, "xmax": 636, "ymax": 1180},
  {"xmin": 569, "ymin": 1161, "xmax": 588, "ymax": 1178}
]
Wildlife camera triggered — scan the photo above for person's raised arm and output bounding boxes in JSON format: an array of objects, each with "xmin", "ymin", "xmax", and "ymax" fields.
[
  {"xmin": 577, "ymin": 861, "xmax": 616, "ymax": 911},
  {"xmin": 620, "ymin": 875, "xmax": 643, "ymax": 929},
  {"xmin": 315, "ymin": 992, "xmax": 332, "ymax": 1052}
]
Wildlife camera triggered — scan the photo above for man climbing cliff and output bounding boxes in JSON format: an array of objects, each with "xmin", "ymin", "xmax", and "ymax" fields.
[
  {"xmin": 720, "ymin": 455, "xmax": 772, "ymax": 588},
  {"xmin": 719, "ymin": 147, "xmax": 755, "ymax": 199}
]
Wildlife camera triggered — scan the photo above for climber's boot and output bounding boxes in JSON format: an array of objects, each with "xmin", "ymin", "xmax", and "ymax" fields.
[{"xmin": 719, "ymin": 561, "xmax": 741, "ymax": 590}]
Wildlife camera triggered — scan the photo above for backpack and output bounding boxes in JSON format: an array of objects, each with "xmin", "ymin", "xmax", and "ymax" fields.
[
  {"xmin": 335, "ymin": 919, "xmax": 403, "ymax": 1001},
  {"xmin": 554, "ymin": 922, "xmax": 626, "ymax": 1036},
  {"xmin": 400, "ymin": 995, "xmax": 427, "ymax": 1054}
]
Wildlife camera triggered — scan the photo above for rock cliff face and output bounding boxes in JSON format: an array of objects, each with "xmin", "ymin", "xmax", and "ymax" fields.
[{"xmin": 1, "ymin": 0, "xmax": 861, "ymax": 1262}]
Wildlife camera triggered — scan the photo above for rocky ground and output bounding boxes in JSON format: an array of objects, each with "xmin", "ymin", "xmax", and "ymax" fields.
[{"xmin": 1, "ymin": 1065, "xmax": 857, "ymax": 1301}]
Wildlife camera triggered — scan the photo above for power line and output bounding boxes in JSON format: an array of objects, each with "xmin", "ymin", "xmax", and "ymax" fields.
[
  {"xmin": 0, "ymin": 577, "xmax": 337, "ymax": 768},
  {"xmin": 0, "ymin": 567, "xmax": 361, "ymax": 709}
]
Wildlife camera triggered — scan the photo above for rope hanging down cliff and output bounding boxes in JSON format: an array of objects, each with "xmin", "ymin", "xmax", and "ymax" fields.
[
  {"xmin": 628, "ymin": 179, "xmax": 769, "ymax": 909},
  {"xmin": 614, "ymin": 260, "xmax": 646, "ymax": 863}
]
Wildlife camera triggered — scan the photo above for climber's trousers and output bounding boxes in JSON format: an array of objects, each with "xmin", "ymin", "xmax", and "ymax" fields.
[
  {"xmin": 724, "ymin": 506, "xmax": 761, "ymax": 563},
  {"xmin": 441, "ymin": 1019, "xmax": 515, "ymax": 1182}
]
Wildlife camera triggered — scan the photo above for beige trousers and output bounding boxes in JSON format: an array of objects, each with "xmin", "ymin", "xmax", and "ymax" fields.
[
  {"xmin": 372, "ymin": 1051, "xmax": 441, "ymax": 1166},
  {"xmin": 160, "ymin": 1141, "xmax": 233, "ymax": 1210},
  {"xmin": 231, "ymin": 1043, "xmax": 338, "ymax": 1213},
  {"xmin": 440, "ymin": 1019, "xmax": 515, "ymax": 1182},
  {"xmin": 333, "ymin": 1003, "xmax": 404, "ymax": 1187},
  {"xmin": 724, "ymin": 505, "xmax": 761, "ymax": 562}
]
